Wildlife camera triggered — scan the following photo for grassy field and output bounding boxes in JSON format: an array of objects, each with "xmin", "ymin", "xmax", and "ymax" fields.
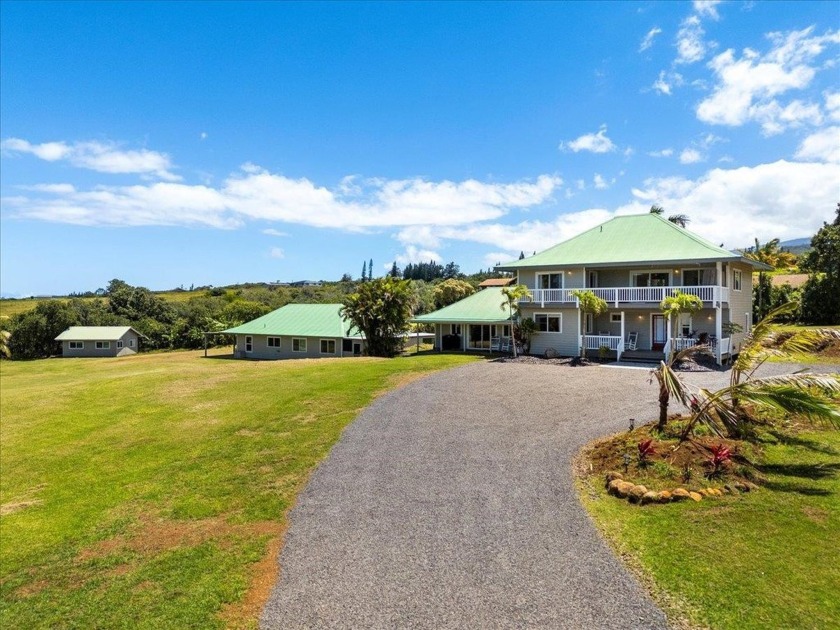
[
  {"xmin": 0, "ymin": 349, "xmax": 479, "ymax": 628},
  {"xmin": 579, "ymin": 429, "xmax": 840, "ymax": 630},
  {"xmin": 0, "ymin": 290, "xmax": 198, "ymax": 318}
]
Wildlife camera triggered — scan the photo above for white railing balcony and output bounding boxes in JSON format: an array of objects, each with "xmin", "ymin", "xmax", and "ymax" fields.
[
  {"xmin": 580, "ymin": 335, "xmax": 623, "ymax": 351},
  {"xmin": 669, "ymin": 336, "xmax": 730, "ymax": 354},
  {"xmin": 522, "ymin": 285, "xmax": 730, "ymax": 306}
]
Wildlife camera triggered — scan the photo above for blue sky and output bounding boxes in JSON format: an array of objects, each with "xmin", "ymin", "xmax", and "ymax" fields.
[{"xmin": 1, "ymin": 1, "xmax": 838, "ymax": 296}]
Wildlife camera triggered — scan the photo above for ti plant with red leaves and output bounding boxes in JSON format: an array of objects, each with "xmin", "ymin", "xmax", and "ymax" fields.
[
  {"xmin": 637, "ymin": 439, "xmax": 656, "ymax": 467},
  {"xmin": 706, "ymin": 443, "xmax": 732, "ymax": 479}
]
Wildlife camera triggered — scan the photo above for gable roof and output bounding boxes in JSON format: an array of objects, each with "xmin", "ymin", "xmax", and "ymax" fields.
[
  {"xmin": 498, "ymin": 213, "xmax": 772, "ymax": 270},
  {"xmin": 222, "ymin": 304, "xmax": 362, "ymax": 338},
  {"xmin": 412, "ymin": 287, "xmax": 512, "ymax": 324},
  {"xmin": 55, "ymin": 326, "xmax": 143, "ymax": 341}
]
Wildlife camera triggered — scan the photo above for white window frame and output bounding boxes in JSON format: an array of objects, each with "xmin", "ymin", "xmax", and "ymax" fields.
[
  {"xmin": 610, "ymin": 313, "xmax": 622, "ymax": 323},
  {"xmin": 534, "ymin": 313, "xmax": 562, "ymax": 333},
  {"xmin": 451, "ymin": 324, "xmax": 461, "ymax": 335},
  {"xmin": 128, "ymin": 338, "xmax": 135, "ymax": 348},
  {"xmin": 69, "ymin": 341, "xmax": 84, "ymax": 350},
  {"xmin": 733, "ymin": 269, "xmax": 743, "ymax": 291},
  {"xmin": 117, "ymin": 340, "xmax": 124, "ymax": 349},
  {"xmin": 678, "ymin": 314, "xmax": 693, "ymax": 337},
  {"xmin": 630, "ymin": 270, "xmax": 671, "ymax": 287},
  {"xmin": 267, "ymin": 336, "xmax": 281, "ymax": 348},
  {"xmin": 320, "ymin": 339, "xmax": 336, "ymax": 354},
  {"xmin": 95, "ymin": 341, "xmax": 110, "ymax": 350},
  {"xmin": 536, "ymin": 272, "xmax": 563, "ymax": 290},
  {"xmin": 584, "ymin": 312, "xmax": 594, "ymax": 334},
  {"xmin": 245, "ymin": 336, "xmax": 253, "ymax": 352},
  {"xmin": 681, "ymin": 269, "xmax": 701, "ymax": 286},
  {"xmin": 587, "ymin": 270, "xmax": 598, "ymax": 288},
  {"xmin": 492, "ymin": 324, "xmax": 511, "ymax": 338},
  {"xmin": 292, "ymin": 338, "xmax": 307, "ymax": 353}
]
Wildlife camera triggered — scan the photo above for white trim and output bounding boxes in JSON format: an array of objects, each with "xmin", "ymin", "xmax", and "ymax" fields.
[
  {"xmin": 650, "ymin": 313, "xmax": 666, "ymax": 350},
  {"xmin": 584, "ymin": 312, "xmax": 594, "ymax": 334},
  {"xmin": 610, "ymin": 313, "xmax": 622, "ymax": 323},
  {"xmin": 534, "ymin": 313, "xmax": 562, "ymax": 333},
  {"xmin": 128, "ymin": 338, "xmax": 135, "ymax": 348},
  {"xmin": 117, "ymin": 340, "xmax": 124, "ymax": 349},
  {"xmin": 678, "ymin": 313, "xmax": 693, "ymax": 337},
  {"xmin": 267, "ymin": 336, "xmax": 281, "ymax": 348},
  {"xmin": 245, "ymin": 335, "xmax": 253, "ymax": 352},
  {"xmin": 320, "ymin": 338, "xmax": 336, "ymax": 354},
  {"xmin": 95, "ymin": 341, "xmax": 111, "ymax": 350},
  {"xmin": 292, "ymin": 338, "xmax": 307, "ymax": 353},
  {"xmin": 733, "ymin": 269, "xmax": 743, "ymax": 291},
  {"xmin": 69, "ymin": 341, "xmax": 84, "ymax": 350}
]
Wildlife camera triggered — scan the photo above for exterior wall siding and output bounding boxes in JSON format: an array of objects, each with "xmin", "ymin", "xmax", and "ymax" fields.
[
  {"xmin": 727, "ymin": 262, "xmax": 753, "ymax": 354},
  {"xmin": 521, "ymin": 307, "xmax": 579, "ymax": 356},
  {"xmin": 234, "ymin": 334, "xmax": 360, "ymax": 359}
]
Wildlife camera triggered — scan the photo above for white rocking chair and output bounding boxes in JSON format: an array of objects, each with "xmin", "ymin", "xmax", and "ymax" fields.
[{"xmin": 626, "ymin": 332, "xmax": 638, "ymax": 351}]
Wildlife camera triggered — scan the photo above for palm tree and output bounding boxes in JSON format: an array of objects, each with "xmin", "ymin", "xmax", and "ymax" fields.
[
  {"xmin": 681, "ymin": 302, "xmax": 840, "ymax": 438},
  {"xmin": 650, "ymin": 344, "xmax": 709, "ymax": 431},
  {"xmin": 649, "ymin": 205, "xmax": 664, "ymax": 215},
  {"xmin": 648, "ymin": 205, "xmax": 690, "ymax": 227},
  {"xmin": 571, "ymin": 289, "xmax": 608, "ymax": 359},
  {"xmin": 500, "ymin": 284, "xmax": 532, "ymax": 358},
  {"xmin": 660, "ymin": 290, "xmax": 703, "ymax": 362}
]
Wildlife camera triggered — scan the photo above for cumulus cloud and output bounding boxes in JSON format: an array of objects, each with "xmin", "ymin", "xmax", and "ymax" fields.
[
  {"xmin": 560, "ymin": 125, "xmax": 616, "ymax": 153},
  {"xmin": 1, "ymin": 138, "xmax": 180, "ymax": 180},
  {"xmin": 395, "ymin": 245, "xmax": 442, "ymax": 267},
  {"xmin": 593, "ymin": 174, "xmax": 612, "ymax": 189},
  {"xmin": 696, "ymin": 27, "xmax": 840, "ymax": 133},
  {"xmin": 679, "ymin": 148, "xmax": 704, "ymax": 164},
  {"xmin": 3, "ymin": 167, "xmax": 561, "ymax": 230},
  {"xmin": 269, "ymin": 247, "xmax": 285, "ymax": 259},
  {"xmin": 795, "ymin": 126, "xmax": 840, "ymax": 163},
  {"xmin": 824, "ymin": 91, "xmax": 840, "ymax": 121},
  {"xmin": 640, "ymin": 27, "xmax": 663, "ymax": 52}
]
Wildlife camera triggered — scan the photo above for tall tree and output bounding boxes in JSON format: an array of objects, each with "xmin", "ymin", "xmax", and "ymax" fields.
[
  {"xmin": 800, "ymin": 204, "xmax": 840, "ymax": 324},
  {"xmin": 500, "ymin": 284, "xmax": 532, "ymax": 358},
  {"xmin": 341, "ymin": 276, "xmax": 414, "ymax": 357},
  {"xmin": 389, "ymin": 262, "xmax": 400, "ymax": 278},
  {"xmin": 361, "ymin": 261, "xmax": 367, "ymax": 283},
  {"xmin": 369, "ymin": 259, "xmax": 374, "ymax": 280},
  {"xmin": 571, "ymin": 290, "xmax": 608, "ymax": 359}
]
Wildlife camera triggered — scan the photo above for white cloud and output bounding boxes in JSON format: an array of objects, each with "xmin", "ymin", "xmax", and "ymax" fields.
[
  {"xmin": 269, "ymin": 247, "xmax": 285, "ymax": 259},
  {"xmin": 1, "ymin": 138, "xmax": 179, "ymax": 181},
  {"xmin": 395, "ymin": 245, "xmax": 441, "ymax": 267},
  {"xmin": 483, "ymin": 252, "xmax": 519, "ymax": 267},
  {"xmin": 640, "ymin": 27, "xmax": 663, "ymax": 52},
  {"xmin": 200, "ymin": 132, "xmax": 208, "ymax": 140},
  {"xmin": 4, "ymin": 167, "xmax": 561, "ymax": 231},
  {"xmin": 648, "ymin": 148, "xmax": 674, "ymax": 158},
  {"xmin": 630, "ymin": 160, "xmax": 837, "ymax": 245},
  {"xmin": 560, "ymin": 125, "xmax": 616, "ymax": 153},
  {"xmin": 679, "ymin": 148, "xmax": 704, "ymax": 164},
  {"xmin": 262, "ymin": 228, "xmax": 290, "ymax": 237},
  {"xmin": 823, "ymin": 91, "xmax": 840, "ymax": 121},
  {"xmin": 19, "ymin": 183, "xmax": 76, "ymax": 194},
  {"xmin": 696, "ymin": 27, "xmax": 840, "ymax": 132},
  {"xmin": 576, "ymin": 179, "xmax": 586, "ymax": 190},
  {"xmin": 693, "ymin": 0, "xmax": 722, "ymax": 20},
  {"xmin": 795, "ymin": 126, "xmax": 840, "ymax": 163},
  {"xmin": 593, "ymin": 174, "xmax": 612, "ymax": 189},
  {"xmin": 676, "ymin": 16, "xmax": 708, "ymax": 64}
]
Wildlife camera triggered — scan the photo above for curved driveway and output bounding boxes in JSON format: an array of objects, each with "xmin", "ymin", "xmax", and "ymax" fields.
[{"xmin": 261, "ymin": 361, "xmax": 746, "ymax": 629}]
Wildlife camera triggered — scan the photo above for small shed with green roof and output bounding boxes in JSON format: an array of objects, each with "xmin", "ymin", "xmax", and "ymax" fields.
[
  {"xmin": 222, "ymin": 304, "xmax": 365, "ymax": 359},
  {"xmin": 412, "ymin": 287, "xmax": 514, "ymax": 351}
]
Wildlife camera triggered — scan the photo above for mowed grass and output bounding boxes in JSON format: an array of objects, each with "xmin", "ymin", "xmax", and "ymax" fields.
[
  {"xmin": 579, "ymin": 429, "xmax": 840, "ymax": 630},
  {"xmin": 0, "ymin": 349, "xmax": 479, "ymax": 628}
]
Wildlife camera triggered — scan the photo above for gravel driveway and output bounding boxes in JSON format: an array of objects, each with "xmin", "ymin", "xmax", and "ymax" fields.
[{"xmin": 260, "ymin": 360, "xmax": 818, "ymax": 629}]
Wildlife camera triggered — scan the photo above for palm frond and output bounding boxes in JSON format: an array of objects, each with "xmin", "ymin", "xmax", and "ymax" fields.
[{"xmin": 733, "ymin": 385, "xmax": 840, "ymax": 427}]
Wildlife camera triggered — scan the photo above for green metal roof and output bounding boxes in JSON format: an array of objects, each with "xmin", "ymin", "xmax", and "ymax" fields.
[
  {"xmin": 55, "ymin": 326, "xmax": 141, "ymax": 341},
  {"xmin": 412, "ymin": 287, "xmax": 513, "ymax": 324},
  {"xmin": 222, "ymin": 304, "xmax": 361, "ymax": 338},
  {"xmin": 498, "ymin": 213, "xmax": 772, "ymax": 269}
]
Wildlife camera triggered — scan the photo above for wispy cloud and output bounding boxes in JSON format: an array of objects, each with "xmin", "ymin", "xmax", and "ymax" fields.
[
  {"xmin": 560, "ymin": 125, "xmax": 616, "ymax": 153},
  {"xmin": 675, "ymin": 16, "xmax": 708, "ymax": 64},
  {"xmin": 269, "ymin": 247, "xmax": 285, "ymax": 259},
  {"xmin": 640, "ymin": 27, "xmax": 663, "ymax": 52},
  {"xmin": 693, "ymin": 0, "xmax": 722, "ymax": 21},
  {"xmin": 1, "ymin": 138, "xmax": 180, "ymax": 181},
  {"xmin": 262, "ymin": 228, "xmax": 289, "ymax": 237},
  {"xmin": 648, "ymin": 148, "xmax": 674, "ymax": 158},
  {"xmin": 679, "ymin": 148, "xmax": 704, "ymax": 164}
]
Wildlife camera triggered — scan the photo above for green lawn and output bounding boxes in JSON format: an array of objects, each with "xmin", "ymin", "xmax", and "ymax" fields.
[
  {"xmin": 0, "ymin": 349, "xmax": 479, "ymax": 628},
  {"xmin": 579, "ymin": 429, "xmax": 840, "ymax": 630}
]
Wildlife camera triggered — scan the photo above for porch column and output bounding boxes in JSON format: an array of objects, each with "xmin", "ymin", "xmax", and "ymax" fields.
[
  {"xmin": 462, "ymin": 325, "xmax": 467, "ymax": 352},
  {"xmin": 715, "ymin": 306, "xmax": 723, "ymax": 365},
  {"xmin": 619, "ymin": 311, "xmax": 625, "ymax": 361},
  {"xmin": 715, "ymin": 261, "xmax": 722, "ymax": 306},
  {"xmin": 577, "ymin": 305, "xmax": 582, "ymax": 357}
]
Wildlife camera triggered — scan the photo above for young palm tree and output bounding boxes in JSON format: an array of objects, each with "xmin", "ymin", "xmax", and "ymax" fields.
[
  {"xmin": 571, "ymin": 289, "xmax": 608, "ymax": 359},
  {"xmin": 682, "ymin": 302, "xmax": 840, "ymax": 438},
  {"xmin": 500, "ymin": 284, "xmax": 532, "ymax": 358},
  {"xmin": 660, "ymin": 290, "xmax": 703, "ymax": 362},
  {"xmin": 650, "ymin": 344, "xmax": 709, "ymax": 431}
]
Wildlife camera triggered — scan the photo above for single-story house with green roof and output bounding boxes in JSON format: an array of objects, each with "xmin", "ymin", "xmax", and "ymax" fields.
[
  {"xmin": 222, "ymin": 304, "xmax": 365, "ymax": 359},
  {"xmin": 417, "ymin": 214, "xmax": 772, "ymax": 364},
  {"xmin": 413, "ymin": 287, "xmax": 515, "ymax": 352},
  {"xmin": 55, "ymin": 326, "xmax": 144, "ymax": 357}
]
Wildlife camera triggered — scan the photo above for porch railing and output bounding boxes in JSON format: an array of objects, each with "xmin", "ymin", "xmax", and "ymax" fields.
[
  {"xmin": 522, "ymin": 285, "xmax": 730, "ymax": 306},
  {"xmin": 580, "ymin": 335, "xmax": 623, "ymax": 351},
  {"xmin": 665, "ymin": 336, "xmax": 731, "ymax": 356}
]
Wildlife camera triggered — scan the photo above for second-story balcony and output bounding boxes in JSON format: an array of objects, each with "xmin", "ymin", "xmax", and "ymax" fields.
[{"xmin": 520, "ymin": 285, "xmax": 730, "ymax": 307}]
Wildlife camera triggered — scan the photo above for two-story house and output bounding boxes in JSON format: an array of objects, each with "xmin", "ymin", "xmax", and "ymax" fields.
[{"xmin": 415, "ymin": 214, "xmax": 771, "ymax": 365}]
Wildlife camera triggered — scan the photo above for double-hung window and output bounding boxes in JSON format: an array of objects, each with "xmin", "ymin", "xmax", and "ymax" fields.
[
  {"xmin": 95, "ymin": 341, "xmax": 110, "ymax": 350},
  {"xmin": 117, "ymin": 340, "xmax": 124, "ymax": 349},
  {"xmin": 320, "ymin": 339, "xmax": 336, "ymax": 354},
  {"xmin": 245, "ymin": 336, "xmax": 253, "ymax": 352},
  {"xmin": 535, "ymin": 314, "xmax": 561, "ymax": 333},
  {"xmin": 267, "ymin": 337, "xmax": 281, "ymax": 348},
  {"xmin": 292, "ymin": 338, "xmax": 307, "ymax": 352},
  {"xmin": 69, "ymin": 341, "xmax": 84, "ymax": 350}
]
